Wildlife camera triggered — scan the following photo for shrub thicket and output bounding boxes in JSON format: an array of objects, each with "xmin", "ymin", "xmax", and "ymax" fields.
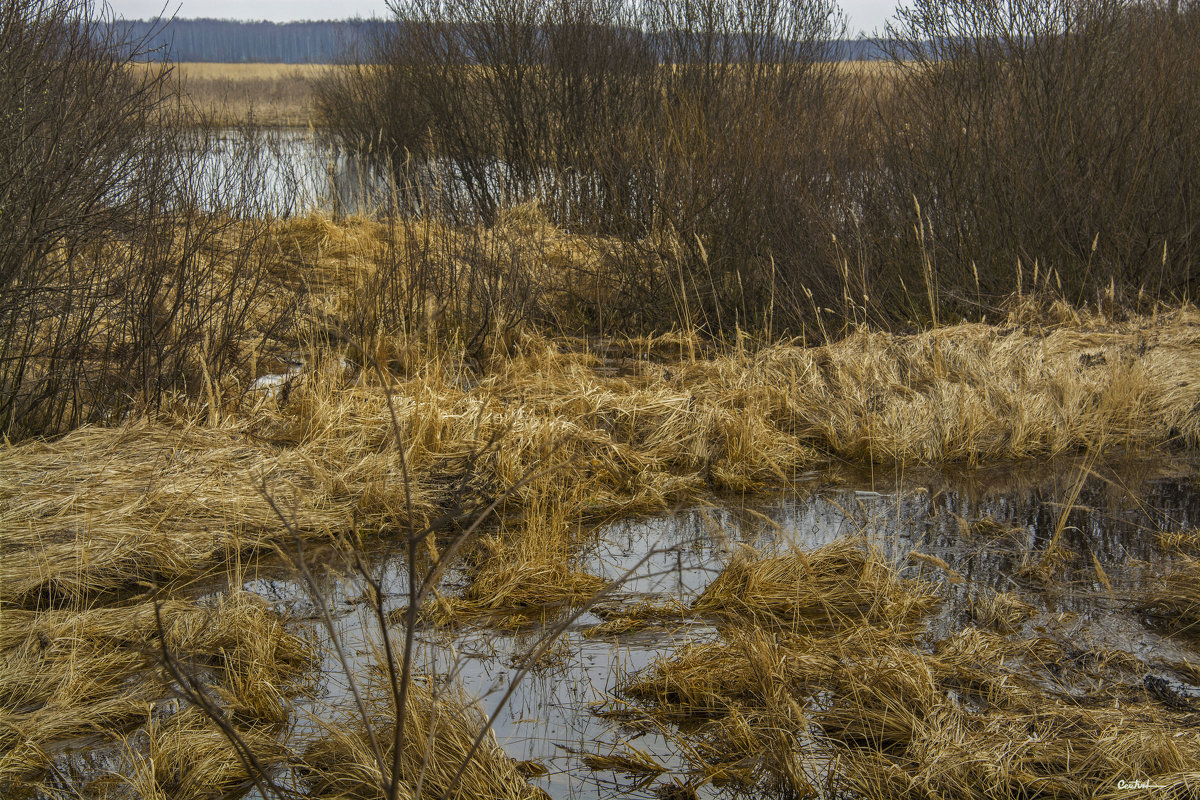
[
  {"xmin": 316, "ymin": 0, "xmax": 848, "ymax": 337},
  {"xmin": 318, "ymin": 0, "xmax": 1200, "ymax": 336},
  {"xmin": 850, "ymin": 0, "xmax": 1200, "ymax": 322},
  {"xmin": 0, "ymin": 0, "xmax": 284, "ymax": 438}
]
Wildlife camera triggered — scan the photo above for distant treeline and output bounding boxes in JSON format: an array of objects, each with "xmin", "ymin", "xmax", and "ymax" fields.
[
  {"xmin": 118, "ymin": 18, "xmax": 887, "ymax": 63},
  {"xmin": 119, "ymin": 19, "xmax": 385, "ymax": 63}
]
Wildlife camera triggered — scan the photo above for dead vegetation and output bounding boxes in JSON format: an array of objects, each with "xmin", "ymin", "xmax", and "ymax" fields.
[
  {"xmin": 5, "ymin": 218, "xmax": 1200, "ymax": 793},
  {"xmin": 301, "ymin": 678, "xmax": 544, "ymax": 800},
  {"xmin": 5, "ymin": 1, "xmax": 1198, "ymax": 795},
  {"xmin": 618, "ymin": 541, "xmax": 1200, "ymax": 798},
  {"xmin": 692, "ymin": 539, "xmax": 940, "ymax": 634},
  {"xmin": 159, "ymin": 62, "xmax": 320, "ymax": 127},
  {"xmin": 6, "ymin": 291, "xmax": 1199, "ymax": 618},
  {"xmin": 968, "ymin": 589, "xmax": 1036, "ymax": 634},
  {"xmin": 0, "ymin": 591, "xmax": 313, "ymax": 795},
  {"xmin": 1140, "ymin": 555, "xmax": 1200, "ymax": 640}
]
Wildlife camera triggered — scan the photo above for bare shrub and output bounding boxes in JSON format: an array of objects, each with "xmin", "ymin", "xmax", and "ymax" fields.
[
  {"xmin": 0, "ymin": 0, "xmax": 290, "ymax": 438},
  {"xmin": 315, "ymin": 0, "xmax": 848, "ymax": 337},
  {"xmin": 845, "ymin": 0, "xmax": 1200, "ymax": 322}
]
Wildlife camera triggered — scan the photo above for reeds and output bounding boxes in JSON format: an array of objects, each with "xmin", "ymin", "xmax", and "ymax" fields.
[
  {"xmin": 968, "ymin": 589, "xmax": 1036, "ymax": 634},
  {"xmin": 431, "ymin": 494, "xmax": 606, "ymax": 625},
  {"xmin": 113, "ymin": 707, "xmax": 293, "ymax": 800}
]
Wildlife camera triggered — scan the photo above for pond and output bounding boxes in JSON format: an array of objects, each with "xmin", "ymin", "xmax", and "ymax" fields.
[{"xmin": 188, "ymin": 129, "xmax": 390, "ymax": 216}]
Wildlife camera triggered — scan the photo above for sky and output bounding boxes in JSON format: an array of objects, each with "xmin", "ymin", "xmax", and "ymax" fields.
[{"xmin": 108, "ymin": 0, "xmax": 901, "ymax": 36}]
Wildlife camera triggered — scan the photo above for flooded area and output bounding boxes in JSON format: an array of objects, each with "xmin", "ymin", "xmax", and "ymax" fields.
[
  {"xmin": 228, "ymin": 455, "xmax": 1200, "ymax": 799},
  {"xmin": 190, "ymin": 128, "xmax": 390, "ymax": 216}
]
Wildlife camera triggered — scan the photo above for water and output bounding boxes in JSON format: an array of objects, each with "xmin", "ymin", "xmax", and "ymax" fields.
[
  {"xmin": 231, "ymin": 454, "xmax": 1200, "ymax": 799},
  {"xmin": 188, "ymin": 128, "xmax": 390, "ymax": 216},
  {"xmin": 188, "ymin": 128, "xmax": 657, "ymax": 223}
]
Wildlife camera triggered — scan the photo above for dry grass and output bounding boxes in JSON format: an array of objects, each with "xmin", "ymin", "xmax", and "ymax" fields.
[
  {"xmin": 692, "ymin": 539, "xmax": 940, "ymax": 634},
  {"xmin": 968, "ymin": 589, "xmax": 1037, "ymax": 634},
  {"xmin": 1140, "ymin": 555, "xmax": 1200, "ymax": 639},
  {"xmin": 620, "ymin": 546, "xmax": 1200, "ymax": 798},
  {"xmin": 581, "ymin": 742, "xmax": 666, "ymax": 777},
  {"xmin": 430, "ymin": 494, "xmax": 607, "ymax": 626},
  {"xmin": 105, "ymin": 707, "xmax": 292, "ymax": 800},
  {"xmin": 5, "ymin": 230, "xmax": 1200, "ymax": 615},
  {"xmin": 301, "ymin": 678, "xmax": 543, "ymax": 800},
  {"xmin": 0, "ymin": 420, "xmax": 350, "ymax": 609},
  {"xmin": 583, "ymin": 597, "xmax": 689, "ymax": 638},
  {"xmin": 0, "ymin": 591, "xmax": 313, "ymax": 794},
  {"xmin": 1160, "ymin": 527, "xmax": 1200, "ymax": 553},
  {"xmin": 146, "ymin": 62, "xmax": 322, "ymax": 126}
]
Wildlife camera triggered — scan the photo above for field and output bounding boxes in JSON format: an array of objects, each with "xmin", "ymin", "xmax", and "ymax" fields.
[
  {"xmin": 156, "ymin": 61, "xmax": 902, "ymax": 128},
  {"xmin": 7, "ymin": 2, "xmax": 1200, "ymax": 798},
  {"xmin": 157, "ymin": 62, "xmax": 323, "ymax": 126}
]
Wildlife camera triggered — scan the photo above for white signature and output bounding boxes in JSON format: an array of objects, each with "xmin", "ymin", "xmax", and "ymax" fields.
[{"xmin": 1117, "ymin": 779, "xmax": 1167, "ymax": 790}]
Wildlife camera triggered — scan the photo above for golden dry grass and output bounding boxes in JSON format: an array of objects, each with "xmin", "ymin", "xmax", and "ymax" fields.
[
  {"xmin": 620, "ymin": 545, "xmax": 1200, "ymax": 799},
  {"xmin": 0, "ymin": 591, "xmax": 313, "ymax": 794},
  {"xmin": 144, "ymin": 62, "xmax": 324, "ymax": 126},
  {"xmin": 302, "ymin": 679, "xmax": 543, "ymax": 800},
  {"xmin": 691, "ymin": 538, "xmax": 940, "ymax": 634},
  {"xmin": 109, "ymin": 706, "xmax": 293, "ymax": 800},
  {"xmin": 968, "ymin": 588, "xmax": 1036, "ymax": 634},
  {"xmin": 1140, "ymin": 555, "xmax": 1200, "ymax": 639}
]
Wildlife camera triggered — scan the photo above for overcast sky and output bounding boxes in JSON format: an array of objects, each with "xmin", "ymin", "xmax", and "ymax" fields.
[{"xmin": 109, "ymin": 0, "xmax": 901, "ymax": 36}]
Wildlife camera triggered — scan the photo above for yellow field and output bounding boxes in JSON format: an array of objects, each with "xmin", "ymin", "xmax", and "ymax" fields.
[
  {"xmin": 139, "ymin": 60, "xmax": 900, "ymax": 127},
  {"xmin": 139, "ymin": 62, "xmax": 326, "ymax": 126}
]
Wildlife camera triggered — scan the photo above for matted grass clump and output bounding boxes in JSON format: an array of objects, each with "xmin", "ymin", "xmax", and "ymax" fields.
[
  {"xmin": 1140, "ymin": 555, "xmax": 1200, "ymax": 639},
  {"xmin": 692, "ymin": 538, "xmax": 940, "ymax": 634},
  {"xmin": 301, "ymin": 679, "xmax": 544, "ymax": 800},
  {"xmin": 429, "ymin": 498, "xmax": 607, "ymax": 626},
  {"xmin": 103, "ymin": 707, "xmax": 293, "ymax": 800},
  {"xmin": 0, "ymin": 420, "xmax": 351, "ymax": 609},
  {"xmin": 0, "ymin": 591, "xmax": 314, "ymax": 796}
]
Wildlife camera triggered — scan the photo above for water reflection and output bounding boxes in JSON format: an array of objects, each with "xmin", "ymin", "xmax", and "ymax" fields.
[{"xmin": 189, "ymin": 128, "xmax": 391, "ymax": 216}]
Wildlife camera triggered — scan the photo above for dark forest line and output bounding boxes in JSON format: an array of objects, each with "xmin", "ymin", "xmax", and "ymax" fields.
[{"xmin": 119, "ymin": 17, "xmax": 888, "ymax": 62}]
